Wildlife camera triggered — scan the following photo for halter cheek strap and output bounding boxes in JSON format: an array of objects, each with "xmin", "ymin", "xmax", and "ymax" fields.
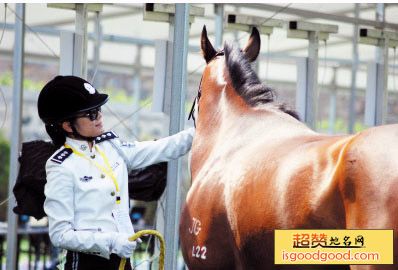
[
  {"xmin": 188, "ymin": 50, "xmax": 225, "ymax": 128},
  {"xmin": 188, "ymin": 77, "xmax": 202, "ymax": 128}
]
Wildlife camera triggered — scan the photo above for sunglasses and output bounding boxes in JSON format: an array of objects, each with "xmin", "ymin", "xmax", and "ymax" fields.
[{"xmin": 79, "ymin": 107, "xmax": 101, "ymax": 121}]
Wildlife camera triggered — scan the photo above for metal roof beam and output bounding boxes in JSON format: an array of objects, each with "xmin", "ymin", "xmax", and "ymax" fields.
[
  {"xmin": 334, "ymin": 4, "xmax": 375, "ymax": 16},
  {"xmin": 274, "ymin": 36, "xmax": 351, "ymax": 54},
  {"xmin": 234, "ymin": 3, "xmax": 398, "ymax": 30},
  {"xmin": 33, "ymin": 9, "xmax": 142, "ymax": 27},
  {"xmin": 2, "ymin": 46, "xmax": 398, "ymax": 78},
  {"xmin": 225, "ymin": 11, "xmax": 284, "ymax": 34},
  {"xmin": 0, "ymin": 22, "xmax": 200, "ymax": 50}
]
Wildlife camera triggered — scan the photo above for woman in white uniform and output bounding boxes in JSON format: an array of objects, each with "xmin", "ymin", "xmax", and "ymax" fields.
[{"xmin": 37, "ymin": 75, "xmax": 194, "ymax": 270}]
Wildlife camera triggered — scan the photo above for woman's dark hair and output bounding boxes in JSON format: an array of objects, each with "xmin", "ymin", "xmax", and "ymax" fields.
[
  {"xmin": 45, "ymin": 118, "xmax": 81, "ymax": 148},
  {"xmin": 45, "ymin": 123, "xmax": 67, "ymax": 148}
]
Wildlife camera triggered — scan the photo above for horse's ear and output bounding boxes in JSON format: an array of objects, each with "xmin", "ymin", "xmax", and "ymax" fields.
[
  {"xmin": 243, "ymin": 27, "xmax": 261, "ymax": 62},
  {"xmin": 201, "ymin": 25, "xmax": 217, "ymax": 64}
]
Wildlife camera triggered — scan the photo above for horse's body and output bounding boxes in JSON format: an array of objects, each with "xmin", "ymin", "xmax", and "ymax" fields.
[{"xmin": 179, "ymin": 26, "xmax": 398, "ymax": 270}]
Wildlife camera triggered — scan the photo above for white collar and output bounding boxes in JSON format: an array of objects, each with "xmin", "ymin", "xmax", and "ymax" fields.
[{"xmin": 65, "ymin": 137, "xmax": 93, "ymax": 153}]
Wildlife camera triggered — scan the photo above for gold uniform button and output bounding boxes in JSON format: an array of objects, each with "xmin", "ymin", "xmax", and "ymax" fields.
[
  {"xmin": 101, "ymin": 174, "xmax": 105, "ymax": 179},
  {"xmin": 111, "ymin": 191, "xmax": 115, "ymax": 196}
]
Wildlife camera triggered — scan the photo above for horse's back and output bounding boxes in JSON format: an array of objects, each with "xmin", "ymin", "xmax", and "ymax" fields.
[
  {"xmin": 343, "ymin": 124, "xmax": 398, "ymax": 228},
  {"xmin": 181, "ymin": 125, "xmax": 354, "ymax": 269},
  {"xmin": 224, "ymin": 133, "xmax": 355, "ymax": 268},
  {"xmin": 343, "ymin": 125, "xmax": 398, "ymax": 269}
]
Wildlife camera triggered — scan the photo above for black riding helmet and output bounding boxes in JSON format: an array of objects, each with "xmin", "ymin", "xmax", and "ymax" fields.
[
  {"xmin": 38, "ymin": 75, "xmax": 108, "ymax": 145},
  {"xmin": 38, "ymin": 75, "xmax": 108, "ymax": 124}
]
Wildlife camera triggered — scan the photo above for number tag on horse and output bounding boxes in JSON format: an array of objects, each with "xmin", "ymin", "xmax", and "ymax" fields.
[{"xmin": 192, "ymin": 245, "xmax": 207, "ymax": 260}]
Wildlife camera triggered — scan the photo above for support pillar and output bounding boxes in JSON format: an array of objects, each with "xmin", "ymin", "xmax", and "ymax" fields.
[
  {"xmin": 6, "ymin": 4, "xmax": 25, "ymax": 270},
  {"xmin": 288, "ymin": 21, "xmax": 338, "ymax": 130},
  {"xmin": 349, "ymin": 4, "xmax": 360, "ymax": 133},
  {"xmin": 164, "ymin": 5, "xmax": 190, "ymax": 269}
]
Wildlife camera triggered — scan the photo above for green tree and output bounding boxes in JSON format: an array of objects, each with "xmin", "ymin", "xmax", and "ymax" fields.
[{"xmin": 0, "ymin": 134, "xmax": 10, "ymax": 221}]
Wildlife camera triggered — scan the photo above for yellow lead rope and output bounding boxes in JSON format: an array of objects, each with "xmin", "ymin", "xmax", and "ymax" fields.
[{"xmin": 119, "ymin": 230, "xmax": 165, "ymax": 270}]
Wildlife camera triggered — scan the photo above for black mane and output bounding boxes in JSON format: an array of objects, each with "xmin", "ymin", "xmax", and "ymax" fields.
[{"xmin": 224, "ymin": 42, "xmax": 299, "ymax": 120}]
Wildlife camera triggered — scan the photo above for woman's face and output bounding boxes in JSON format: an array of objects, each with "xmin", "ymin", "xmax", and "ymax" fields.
[{"xmin": 73, "ymin": 109, "xmax": 104, "ymax": 138}]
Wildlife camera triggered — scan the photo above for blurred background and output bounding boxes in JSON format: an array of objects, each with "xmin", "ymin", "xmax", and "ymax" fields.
[{"xmin": 1, "ymin": 3, "xmax": 398, "ymax": 269}]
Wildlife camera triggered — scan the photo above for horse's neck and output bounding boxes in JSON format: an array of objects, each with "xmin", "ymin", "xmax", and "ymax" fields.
[
  {"xmin": 191, "ymin": 81, "xmax": 312, "ymax": 180},
  {"xmin": 190, "ymin": 60, "xmax": 315, "ymax": 180}
]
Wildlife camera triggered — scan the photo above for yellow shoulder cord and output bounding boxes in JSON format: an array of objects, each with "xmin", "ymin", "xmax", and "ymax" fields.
[
  {"xmin": 119, "ymin": 230, "xmax": 165, "ymax": 270},
  {"xmin": 95, "ymin": 145, "xmax": 121, "ymax": 203},
  {"xmin": 64, "ymin": 144, "xmax": 121, "ymax": 204}
]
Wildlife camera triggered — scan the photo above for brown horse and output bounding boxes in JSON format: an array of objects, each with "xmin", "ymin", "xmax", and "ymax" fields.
[{"xmin": 179, "ymin": 26, "xmax": 398, "ymax": 270}]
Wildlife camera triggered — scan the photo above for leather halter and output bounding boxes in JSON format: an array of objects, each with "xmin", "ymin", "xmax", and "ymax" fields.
[{"xmin": 188, "ymin": 50, "xmax": 224, "ymax": 127}]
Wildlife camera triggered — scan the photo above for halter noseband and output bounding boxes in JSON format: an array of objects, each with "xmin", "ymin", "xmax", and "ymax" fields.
[{"xmin": 188, "ymin": 50, "xmax": 224, "ymax": 127}]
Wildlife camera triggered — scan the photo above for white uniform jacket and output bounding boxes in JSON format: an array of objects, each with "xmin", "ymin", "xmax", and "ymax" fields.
[{"xmin": 44, "ymin": 128, "xmax": 194, "ymax": 259}]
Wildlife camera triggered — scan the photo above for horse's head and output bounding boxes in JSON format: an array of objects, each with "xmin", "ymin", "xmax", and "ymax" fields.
[{"xmin": 191, "ymin": 25, "xmax": 298, "ymax": 126}]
